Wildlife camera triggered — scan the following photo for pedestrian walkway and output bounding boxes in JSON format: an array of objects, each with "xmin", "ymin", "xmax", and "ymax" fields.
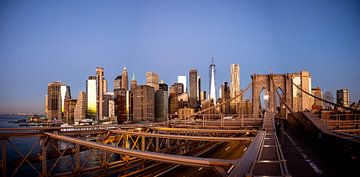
[{"xmin": 278, "ymin": 128, "xmax": 356, "ymax": 177}]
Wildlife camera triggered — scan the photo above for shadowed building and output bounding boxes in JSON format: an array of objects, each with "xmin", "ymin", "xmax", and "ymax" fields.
[
  {"xmin": 189, "ymin": 69, "xmax": 199, "ymax": 110},
  {"xmin": 155, "ymin": 82, "xmax": 168, "ymax": 122},
  {"xmin": 114, "ymin": 88, "xmax": 126, "ymax": 123},
  {"xmin": 311, "ymin": 87, "xmax": 323, "ymax": 111},
  {"xmin": 220, "ymin": 82, "xmax": 230, "ymax": 114},
  {"xmin": 103, "ymin": 92, "xmax": 114, "ymax": 118},
  {"xmin": 169, "ymin": 83, "xmax": 184, "ymax": 115},
  {"xmin": 64, "ymin": 99, "xmax": 77, "ymax": 124},
  {"xmin": 133, "ymin": 85, "xmax": 155, "ymax": 122},
  {"xmin": 96, "ymin": 67, "xmax": 105, "ymax": 120},
  {"xmin": 74, "ymin": 91, "xmax": 87, "ymax": 124}
]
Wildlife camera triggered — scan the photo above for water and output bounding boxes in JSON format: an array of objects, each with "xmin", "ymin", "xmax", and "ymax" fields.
[{"xmin": 0, "ymin": 116, "xmax": 119, "ymax": 177}]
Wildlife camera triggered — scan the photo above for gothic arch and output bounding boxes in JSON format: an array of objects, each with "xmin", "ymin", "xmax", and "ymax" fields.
[{"xmin": 251, "ymin": 74, "xmax": 293, "ymax": 117}]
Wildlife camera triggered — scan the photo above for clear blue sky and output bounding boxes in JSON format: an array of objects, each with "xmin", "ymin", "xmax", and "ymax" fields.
[{"xmin": 1, "ymin": 0, "xmax": 359, "ymax": 113}]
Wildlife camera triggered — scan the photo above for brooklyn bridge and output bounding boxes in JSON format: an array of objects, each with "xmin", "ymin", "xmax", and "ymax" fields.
[{"xmin": 1, "ymin": 74, "xmax": 359, "ymax": 177}]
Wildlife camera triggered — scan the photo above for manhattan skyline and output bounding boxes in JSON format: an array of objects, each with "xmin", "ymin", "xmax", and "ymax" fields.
[{"xmin": 1, "ymin": 0, "xmax": 360, "ymax": 113}]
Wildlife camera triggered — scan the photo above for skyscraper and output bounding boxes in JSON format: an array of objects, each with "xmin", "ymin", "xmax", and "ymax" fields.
[
  {"xmin": 103, "ymin": 92, "xmax": 114, "ymax": 118},
  {"xmin": 337, "ymin": 89, "xmax": 350, "ymax": 107},
  {"xmin": 230, "ymin": 64, "xmax": 241, "ymax": 113},
  {"xmin": 133, "ymin": 85, "xmax": 155, "ymax": 122},
  {"xmin": 87, "ymin": 76, "xmax": 97, "ymax": 119},
  {"xmin": 177, "ymin": 76, "xmax": 187, "ymax": 93},
  {"xmin": 209, "ymin": 58, "xmax": 216, "ymax": 104},
  {"xmin": 122, "ymin": 66, "xmax": 128, "ymax": 90},
  {"xmin": 146, "ymin": 72, "xmax": 159, "ymax": 91},
  {"xmin": 74, "ymin": 91, "xmax": 87, "ymax": 124},
  {"xmin": 131, "ymin": 73, "xmax": 137, "ymax": 91},
  {"xmin": 189, "ymin": 69, "xmax": 198, "ymax": 99},
  {"xmin": 220, "ymin": 82, "xmax": 230, "ymax": 114},
  {"xmin": 114, "ymin": 88, "xmax": 126, "ymax": 123},
  {"xmin": 292, "ymin": 70, "xmax": 312, "ymax": 111},
  {"xmin": 96, "ymin": 67, "xmax": 105, "ymax": 120},
  {"xmin": 155, "ymin": 82, "xmax": 168, "ymax": 122},
  {"xmin": 197, "ymin": 76, "xmax": 201, "ymax": 101},
  {"xmin": 47, "ymin": 81, "xmax": 65, "ymax": 119},
  {"xmin": 312, "ymin": 87, "xmax": 323, "ymax": 110},
  {"xmin": 64, "ymin": 99, "xmax": 77, "ymax": 124},
  {"xmin": 169, "ymin": 83, "xmax": 184, "ymax": 115},
  {"xmin": 114, "ymin": 75, "xmax": 122, "ymax": 89},
  {"xmin": 60, "ymin": 85, "xmax": 71, "ymax": 113}
]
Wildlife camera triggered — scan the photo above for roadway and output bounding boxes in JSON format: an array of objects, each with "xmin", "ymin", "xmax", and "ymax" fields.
[{"xmin": 157, "ymin": 141, "xmax": 248, "ymax": 177}]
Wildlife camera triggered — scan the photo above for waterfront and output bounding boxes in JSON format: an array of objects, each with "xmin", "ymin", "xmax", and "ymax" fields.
[{"xmin": 0, "ymin": 116, "xmax": 121, "ymax": 177}]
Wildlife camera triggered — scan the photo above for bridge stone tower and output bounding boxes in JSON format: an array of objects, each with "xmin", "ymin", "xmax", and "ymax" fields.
[{"xmin": 251, "ymin": 74, "xmax": 293, "ymax": 118}]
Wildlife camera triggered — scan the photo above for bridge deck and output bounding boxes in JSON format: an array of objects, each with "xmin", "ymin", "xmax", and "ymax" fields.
[
  {"xmin": 44, "ymin": 132, "xmax": 234, "ymax": 168},
  {"xmin": 246, "ymin": 112, "xmax": 290, "ymax": 177}
]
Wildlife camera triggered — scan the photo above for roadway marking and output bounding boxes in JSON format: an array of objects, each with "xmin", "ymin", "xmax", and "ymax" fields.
[
  {"xmin": 225, "ymin": 146, "xmax": 231, "ymax": 151},
  {"xmin": 243, "ymin": 147, "xmax": 247, "ymax": 151},
  {"xmin": 283, "ymin": 131, "xmax": 323, "ymax": 175}
]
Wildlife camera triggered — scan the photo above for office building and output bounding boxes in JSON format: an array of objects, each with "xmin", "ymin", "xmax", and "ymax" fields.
[
  {"xmin": 292, "ymin": 70, "xmax": 312, "ymax": 111},
  {"xmin": 155, "ymin": 83, "xmax": 168, "ymax": 122},
  {"xmin": 47, "ymin": 81, "xmax": 67, "ymax": 119},
  {"xmin": 230, "ymin": 64, "xmax": 241, "ymax": 113},
  {"xmin": 220, "ymin": 82, "xmax": 230, "ymax": 114},
  {"xmin": 114, "ymin": 75, "xmax": 122, "ymax": 89},
  {"xmin": 133, "ymin": 85, "xmax": 155, "ymax": 122},
  {"xmin": 197, "ymin": 76, "xmax": 201, "ymax": 101},
  {"xmin": 209, "ymin": 59, "xmax": 216, "ymax": 104},
  {"xmin": 60, "ymin": 85, "xmax": 71, "ymax": 114},
  {"xmin": 74, "ymin": 91, "xmax": 87, "ymax": 124},
  {"xmin": 337, "ymin": 89, "xmax": 350, "ymax": 107},
  {"xmin": 87, "ymin": 76, "xmax": 97, "ymax": 119},
  {"xmin": 146, "ymin": 72, "xmax": 159, "ymax": 91},
  {"xmin": 114, "ymin": 88, "xmax": 126, "ymax": 123},
  {"xmin": 189, "ymin": 69, "xmax": 198, "ymax": 99},
  {"xmin": 177, "ymin": 76, "xmax": 187, "ymax": 93},
  {"xmin": 131, "ymin": 73, "xmax": 137, "ymax": 91},
  {"xmin": 103, "ymin": 92, "xmax": 114, "ymax": 118},
  {"xmin": 96, "ymin": 66, "xmax": 105, "ymax": 120},
  {"xmin": 64, "ymin": 99, "xmax": 77, "ymax": 124},
  {"xmin": 311, "ymin": 87, "xmax": 323, "ymax": 111},
  {"xmin": 122, "ymin": 67, "xmax": 128, "ymax": 90},
  {"xmin": 169, "ymin": 83, "xmax": 184, "ymax": 115}
]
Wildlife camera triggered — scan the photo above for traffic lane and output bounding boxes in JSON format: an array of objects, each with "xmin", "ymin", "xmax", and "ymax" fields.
[{"xmin": 159, "ymin": 141, "xmax": 248, "ymax": 177}]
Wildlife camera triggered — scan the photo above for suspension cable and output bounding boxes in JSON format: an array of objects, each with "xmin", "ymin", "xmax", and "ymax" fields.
[{"xmin": 270, "ymin": 76, "xmax": 294, "ymax": 113}]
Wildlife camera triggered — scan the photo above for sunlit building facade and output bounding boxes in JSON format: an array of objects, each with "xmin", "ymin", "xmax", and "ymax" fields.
[
  {"xmin": 209, "ymin": 59, "xmax": 216, "ymax": 104},
  {"xmin": 87, "ymin": 76, "xmax": 97, "ymax": 119},
  {"xmin": 177, "ymin": 76, "xmax": 187, "ymax": 93},
  {"xmin": 230, "ymin": 64, "xmax": 241, "ymax": 113},
  {"xmin": 337, "ymin": 89, "xmax": 350, "ymax": 107},
  {"xmin": 60, "ymin": 85, "xmax": 71, "ymax": 113},
  {"xmin": 292, "ymin": 70, "xmax": 312, "ymax": 111},
  {"xmin": 146, "ymin": 72, "xmax": 159, "ymax": 91},
  {"xmin": 122, "ymin": 67, "xmax": 128, "ymax": 90}
]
